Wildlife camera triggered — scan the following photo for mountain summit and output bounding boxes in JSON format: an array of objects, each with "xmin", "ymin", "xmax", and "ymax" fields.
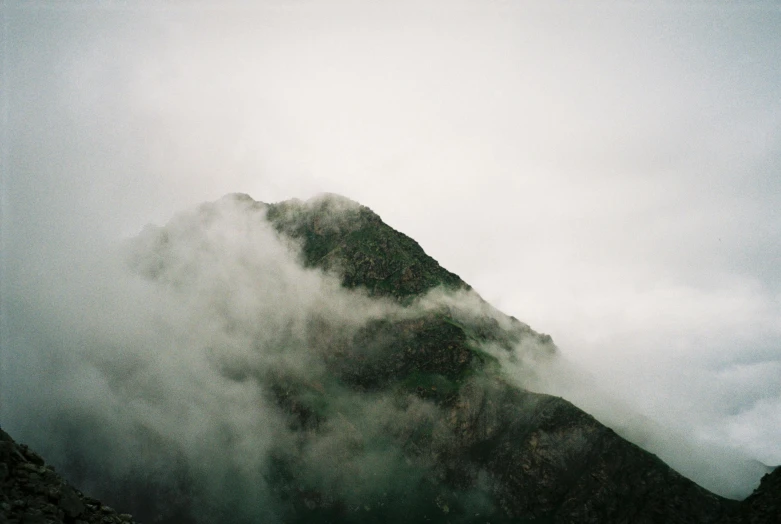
[{"xmin": 3, "ymin": 193, "xmax": 777, "ymax": 523}]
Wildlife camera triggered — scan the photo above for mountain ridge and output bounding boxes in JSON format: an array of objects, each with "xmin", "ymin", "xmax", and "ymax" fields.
[{"xmin": 3, "ymin": 192, "xmax": 778, "ymax": 523}]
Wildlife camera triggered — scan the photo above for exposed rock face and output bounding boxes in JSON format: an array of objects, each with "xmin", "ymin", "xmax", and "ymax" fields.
[
  {"xmin": 5, "ymin": 193, "xmax": 778, "ymax": 523},
  {"xmin": 264, "ymin": 193, "xmax": 467, "ymax": 300},
  {"xmin": 0, "ymin": 428, "xmax": 138, "ymax": 524}
]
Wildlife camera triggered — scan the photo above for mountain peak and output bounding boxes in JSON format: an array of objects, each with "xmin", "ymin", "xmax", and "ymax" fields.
[
  {"xmin": 262, "ymin": 192, "xmax": 467, "ymax": 301},
  {"xmin": 5, "ymin": 193, "xmax": 778, "ymax": 523}
]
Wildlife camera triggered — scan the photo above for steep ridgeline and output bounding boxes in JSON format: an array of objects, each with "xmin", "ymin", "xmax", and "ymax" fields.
[
  {"xmin": 260, "ymin": 194, "xmax": 729, "ymax": 522},
  {"xmin": 10, "ymin": 193, "xmax": 776, "ymax": 524},
  {"xmin": 264, "ymin": 193, "xmax": 467, "ymax": 301}
]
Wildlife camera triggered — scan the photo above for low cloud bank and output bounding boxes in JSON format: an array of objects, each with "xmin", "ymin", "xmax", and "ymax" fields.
[{"xmin": 1, "ymin": 195, "xmax": 503, "ymax": 521}]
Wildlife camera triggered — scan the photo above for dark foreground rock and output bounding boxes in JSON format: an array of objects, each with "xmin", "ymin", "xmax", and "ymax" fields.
[{"xmin": 0, "ymin": 428, "xmax": 138, "ymax": 524}]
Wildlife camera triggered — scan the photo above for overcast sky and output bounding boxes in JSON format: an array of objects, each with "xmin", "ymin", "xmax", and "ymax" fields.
[{"xmin": 2, "ymin": 0, "xmax": 781, "ymax": 496}]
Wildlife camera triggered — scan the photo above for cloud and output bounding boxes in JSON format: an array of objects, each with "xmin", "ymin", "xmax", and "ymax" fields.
[
  {"xmin": 478, "ymin": 277, "xmax": 781, "ymax": 498},
  {"xmin": 1, "ymin": 195, "xmax": 378, "ymax": 517},
  {"xmin": 3, "ymin": 193, "xmax": 518, "ymax": 521}
]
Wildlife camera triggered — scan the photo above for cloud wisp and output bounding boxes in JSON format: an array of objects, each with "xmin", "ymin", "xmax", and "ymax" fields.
[{"xmin": 3, "ymin": 195, "xmax": 523, "ymax": 521}]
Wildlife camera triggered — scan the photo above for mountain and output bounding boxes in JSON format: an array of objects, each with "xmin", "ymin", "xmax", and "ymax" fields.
[{"xmin": 3, "ymin": 193, "xmax": 778, "ymax": 523}]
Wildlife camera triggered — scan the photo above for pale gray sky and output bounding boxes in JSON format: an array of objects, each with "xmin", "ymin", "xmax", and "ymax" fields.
[{"xmin": 2, "ymin": 0, "xmax": 781, "ymax": 497}]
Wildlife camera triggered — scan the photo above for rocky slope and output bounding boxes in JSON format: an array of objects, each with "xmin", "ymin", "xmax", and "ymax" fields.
[
  {"xmin": 0, "ymin": 428, "xmax": 138, "ymax": 524},
  {"xmin": 4, "ymin": 193, "xmax": 778, "ymax": 523}
]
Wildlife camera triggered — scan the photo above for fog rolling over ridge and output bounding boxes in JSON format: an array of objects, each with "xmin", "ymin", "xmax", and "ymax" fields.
[
  {"xmin": 4, "ymin": 195, "xmax": 434, "ymax": 520},
  {"xmin": 1, "ymin": 194, "xmax": 523, "ymax": 521},
  {"xmin": 3, "ymin": 2, "xmax": 781, "ymax": 520},
  {"xmin": 0, "ymin": 192, "xmax": 771, "ymax": 522}
]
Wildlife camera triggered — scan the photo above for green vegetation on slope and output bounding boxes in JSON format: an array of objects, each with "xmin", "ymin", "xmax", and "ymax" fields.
[{"xmin": 265, "ymin": 195, "xmax": 466, "ymax": 300}]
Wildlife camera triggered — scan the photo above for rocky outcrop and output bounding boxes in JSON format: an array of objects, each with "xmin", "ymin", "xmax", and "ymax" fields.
[
  {"xmin": 264, "ymin": 193, "xmax": 466, "ymax": 300},
  {"xmin": 418, "ymin": 382, "xmax": 730, "ymax": 523},
  {"xmin": 0, "ymin": 428, "xmax": 138, "ymax": 524}
]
